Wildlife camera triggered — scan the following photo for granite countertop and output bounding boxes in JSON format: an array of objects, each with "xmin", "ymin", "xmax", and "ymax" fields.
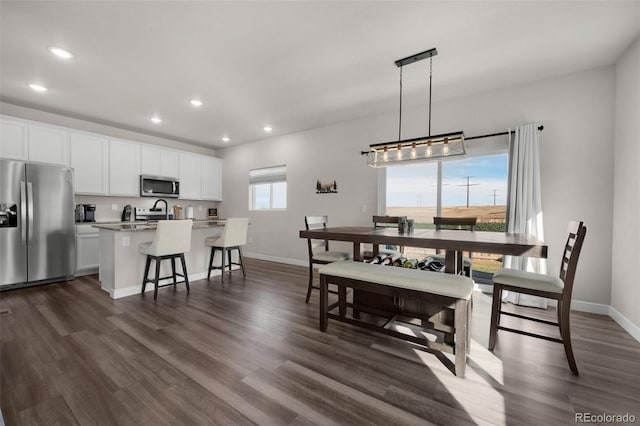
[{"xmin": 92, "ymin": 219, "xmax": 226, "ymax": 232}]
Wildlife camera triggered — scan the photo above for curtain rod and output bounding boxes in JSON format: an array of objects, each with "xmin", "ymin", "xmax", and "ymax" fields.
[
  {"xmin": 360, "ymin": 125, "xmax": 544, "ymax": 155},
  {"xmin": 464, "ymin": 125, "xmax": 544, "ymax": 141}
]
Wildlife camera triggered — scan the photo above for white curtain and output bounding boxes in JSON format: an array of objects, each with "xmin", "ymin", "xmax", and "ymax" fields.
[{"xmin": 503, "ymin": 123, "xmax": 548, "ymax": 308}]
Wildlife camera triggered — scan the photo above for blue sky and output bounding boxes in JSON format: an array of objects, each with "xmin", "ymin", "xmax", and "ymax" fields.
[{"xmin": 386, "ymin": 154, "xmax": 509, "ymax": 207}]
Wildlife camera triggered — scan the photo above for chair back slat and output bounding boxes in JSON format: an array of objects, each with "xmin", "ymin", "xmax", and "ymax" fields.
[
  {"xmin": 559, "ymin": 221, "xmax": 587, "ymax": 303},
  {"xmin": 434, "ymin": 216, "xmax": 477, "ymax": 230},
  {"xmin": 305, "ymin": 215, "xmax": 330, "ymax": 256},
  {"xmin": 372, "ymin": 215, "xmax": 403, "ymax": 228}
]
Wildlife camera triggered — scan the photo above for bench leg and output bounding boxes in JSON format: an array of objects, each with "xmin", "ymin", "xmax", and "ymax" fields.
[
  {"xmin": 320, "ymin": 274, "xmax": 328, "ymax": 331},
  {"xmin": 454, "ymin": 299, "xmax": 468, "ymax": 378},
  {"xmin": 338, "ymin": 286, "xmax": 347, "ymax": 318}
]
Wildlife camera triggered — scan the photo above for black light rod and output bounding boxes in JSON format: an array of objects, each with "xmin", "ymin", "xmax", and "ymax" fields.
[
  {"xmin": 464, "ymin": 125, "xmax": 544, "ymax": 141},
  {"xmin": 395, "ymin": 48, "xmax": 438, "ymax": 68}
]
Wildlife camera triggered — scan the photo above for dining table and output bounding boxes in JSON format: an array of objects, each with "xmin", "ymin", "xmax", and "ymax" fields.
[{"xmin": 299, "ymin": 226, "xmax": 548, "ymax": 274}]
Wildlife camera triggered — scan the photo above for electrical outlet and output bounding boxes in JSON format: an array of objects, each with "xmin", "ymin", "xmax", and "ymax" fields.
[
  {"xmin": 112, "ymin": 204, "xmax": 118, "ymax": 211},
  {"xmin": 361, "ymin": 204, "xmax": 367, "ymax": 213},
  {"xmin": 122, "ymin": 236, "xmax": 130, "ymax": 247},
  {"xmin": 248, "ymin": 236, "xmax": 252, "ymax": 244}
]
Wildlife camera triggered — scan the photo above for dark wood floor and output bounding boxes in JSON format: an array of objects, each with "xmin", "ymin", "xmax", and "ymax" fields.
[{"xmin": 1, "ymin": 258, "xmax": 639, "ymax": 425}]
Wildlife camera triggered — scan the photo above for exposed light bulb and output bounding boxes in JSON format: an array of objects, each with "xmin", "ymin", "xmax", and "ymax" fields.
[
  {"xmin": 383, "ymin": 146, "xmax": 388, "ymax": 162},
  {"xmin": 443, "ymin": 138, "xmax": 449, "ymax": 155},
  {"xmin": 426, "ymin": 141, "xmax": 432, "ymax": 157},
  {"xmin": 411, "ymin": 143, "xmax": 417, "ymax": 159},
  {"xmin": 396, "ymin": 144, "xmax": 402, "ymax": 160}
]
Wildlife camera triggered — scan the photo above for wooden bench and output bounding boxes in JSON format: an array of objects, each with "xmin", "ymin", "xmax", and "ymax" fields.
[{"xmin": 318, "ymin": 261, "xmax": 474, "ymax": 377}]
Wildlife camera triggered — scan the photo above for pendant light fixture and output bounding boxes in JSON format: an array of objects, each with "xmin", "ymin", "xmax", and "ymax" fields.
[{"xmin": 366, "ymin": 48, "xmax": 465, "ymax": 168}]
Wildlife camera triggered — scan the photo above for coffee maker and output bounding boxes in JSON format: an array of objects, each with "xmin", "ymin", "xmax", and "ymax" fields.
[{"xmin": 75, "ymin": 204, "xmax": 96, "ymax": 222}]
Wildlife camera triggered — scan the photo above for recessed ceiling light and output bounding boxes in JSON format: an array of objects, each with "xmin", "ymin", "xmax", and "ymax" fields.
[
  {"xmin": 222, "ymin": 136, "xmax": 230, "ymax": 143},
  {"xmin": 150, "ymin": 116, "xmax": 162, "ymax": 124},
  {"xmin": 29, "ymin": 83, "xmax": 48, "ymax": 93},
  {"xmin": 48, "ymin": 46, "xmax": 74, "ymax": 59},
  {"xmin": 190, "ymin": 99, "xmax": 203, "ymax": 107},
  {"xmin": 263, "ymin": 126, "xmax": 272, "ymax": 132}
]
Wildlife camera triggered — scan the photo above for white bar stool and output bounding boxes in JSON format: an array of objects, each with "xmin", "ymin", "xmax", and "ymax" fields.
[
  {"xmin": 205, "ymin": 218, "xmax": 249, "ymax": 282},
  {"xmin": 139, "ymin": 220, "xmax": 193, "ymax": 299}
]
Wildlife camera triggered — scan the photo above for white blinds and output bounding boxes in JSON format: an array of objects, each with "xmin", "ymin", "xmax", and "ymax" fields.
[{"xmin": 249, "ymin": 165, "xmax": 287, "ymax": 184}]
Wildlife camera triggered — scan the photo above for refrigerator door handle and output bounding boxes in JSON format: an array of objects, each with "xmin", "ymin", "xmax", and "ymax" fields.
[
  {"xmin": 27, "ymin": 182, "xmax": 34, "ymax": 244},
  {"xmin": 20, "ymin": 181, "xmax": 27, "ymax": 244}
]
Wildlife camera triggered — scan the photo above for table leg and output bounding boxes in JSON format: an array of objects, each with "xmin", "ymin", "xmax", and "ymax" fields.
[
  {"xmin": 353, "ymin": 243, "xmax": 362, "ymax": 261},
  {"xmin": 444, "ymin": 250, "xmax": 463, "ymax": 274}
]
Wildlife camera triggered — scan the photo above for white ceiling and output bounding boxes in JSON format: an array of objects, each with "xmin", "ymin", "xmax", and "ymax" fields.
[{"xmin": 1, "ymin": 1, "xmax": 638, "ymax": 149}]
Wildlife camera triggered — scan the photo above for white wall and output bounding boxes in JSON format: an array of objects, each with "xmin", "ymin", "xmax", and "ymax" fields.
[
  {"xmin": 220, "ymin": 66, "xmax": 616, "ymax": 306},
  {"xmin": 612, "ymin": 37, "xmax": 640, "ymax": 331}
]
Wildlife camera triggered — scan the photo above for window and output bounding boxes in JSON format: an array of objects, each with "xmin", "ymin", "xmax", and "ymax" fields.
[
  {"xmin": 249, "ymin": 165, "xmax": 287, "ymax": 210},
  {"xmin": 384, "ymin": 138, "xmax": 509, "ymax": 279}
]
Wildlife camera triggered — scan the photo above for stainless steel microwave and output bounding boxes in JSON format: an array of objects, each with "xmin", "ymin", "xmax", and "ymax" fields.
[{"xmin": 140, "ymin": 175, "xmax": 180, "ymax": 198}]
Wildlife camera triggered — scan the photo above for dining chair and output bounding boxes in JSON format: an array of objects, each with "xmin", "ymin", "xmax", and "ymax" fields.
[
  {"xmin": 488, "ymin": 220, "xmax": 587, "ymax": 375},
  {"xmin": 363, "ymin": 215, "xmax": 404, "ymax": 259},
  {"xmin": 431, "ymin": 216, "xmax": 477, "ymax": 277},
  {"xmin": 205, "ymin": 218, "xmax": 249, "ymax": 282},
  {"xmin": 139, "ymin": 219, "xmax": 193, "ymax": 299},
  {"xmin": 304, "ymin": 216, "xmax": 350, "ymax": 303}
]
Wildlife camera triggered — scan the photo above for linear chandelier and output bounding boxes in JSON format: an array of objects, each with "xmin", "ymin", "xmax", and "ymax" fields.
[{"xmin": 366, "ymin": 48, "xmax": 465, "ymax": 168}]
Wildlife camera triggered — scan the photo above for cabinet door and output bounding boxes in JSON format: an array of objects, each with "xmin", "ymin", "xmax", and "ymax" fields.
[
  {"xmin": 201, "ymin": 156, "xmax": 222, "ymax": 201},
  {"xmin": 160, "ymin": 150, "xmax": 179, "ymax": 179},
  {"xmin": 76, "ymin": 225, "xmax": 99, "ymax": 275},
  {"xmin": 0, "ymin": 117, "xmax": 28, "ymax": 160},
  {"xmin": 141, "ymin": 145, "xmax": 179, "ymax": 178},
  {"xmin": 140, "ymin": 145, "xmax": 162, "ymax": 176},
  {"xmin": 70, "ymin": 132, "xmax": 109, "ymax": 195},
  {"xmin": 179, "ymin": 153, "xmax": 202, "ymax": 200},
  {"xmin": 109, "ymin": 139, "xmax": 140, "ymax": 196},
  {"xmin": 28, "ymin": 123, "xmax": 69, "ymax": 165}
]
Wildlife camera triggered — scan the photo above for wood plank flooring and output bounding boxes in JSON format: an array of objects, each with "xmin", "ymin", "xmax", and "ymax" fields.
[{"xmin": 1, "ymin": 258, "xmax": 639, "ymax": 425}]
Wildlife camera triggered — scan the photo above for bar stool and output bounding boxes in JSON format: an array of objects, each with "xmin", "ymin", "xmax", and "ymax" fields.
[
  {"xmin": 139, "ymin": 220, "xmax": 193, "ymax": 299},
  {"xmin": 205, "ymin": 218, "xmax": 249, "ymax": 282}
]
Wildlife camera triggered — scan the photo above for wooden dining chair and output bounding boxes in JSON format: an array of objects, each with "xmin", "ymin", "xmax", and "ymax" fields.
[
  {"xmin": 304, "ymin": 216, "xmax": 350, "ymax": 303},
  {"xmin": 362, "ymin": 215, "xmax": 404, "ymax": 259},
  {"xmin": 488, "ymin": 220, "xmax": 587, "ymax": 375},
  {"xmin": 431, "ymin": 216, "xmax": 477, "ymax": 277}
]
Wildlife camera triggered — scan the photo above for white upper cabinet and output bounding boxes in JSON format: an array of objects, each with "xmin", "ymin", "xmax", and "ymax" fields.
[
  {"xmin": 201, "ymin": 156, "xmax": 222, "ymax": 201},
  {"xmin": 179, "ymin": 153, "xmax": 202, "ymax": 200},
  {"xmin": 109, "ymin": 139, "xmax": 140, "ymax": 196},
  {"xmin": 140, "ymin": 145, "xmax": 179, "ymax": 178},
  {"xmin": 28, "ymin": 123, "xmax": 69, "ymax": 166},
  {"xmin": 70, "ymin": 131, "xmax": 109, "ymax": 195},
  {"xmin": 179, "ymin": 153, "xmax": 222, "ymax": 201},
  {"xmin": 0, "ymin": 117, "xmax": 28, "ymax": 160}
]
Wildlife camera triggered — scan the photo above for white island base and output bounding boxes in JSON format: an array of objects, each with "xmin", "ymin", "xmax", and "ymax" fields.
[{"xmin": 96, "ymin": 223, "xmax": 238, "ymax": 299}]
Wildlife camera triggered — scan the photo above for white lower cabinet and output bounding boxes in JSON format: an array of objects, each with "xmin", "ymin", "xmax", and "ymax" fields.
[{"xmin": 76, "ymin": 224, "xmax": 99, "ymax": 276}]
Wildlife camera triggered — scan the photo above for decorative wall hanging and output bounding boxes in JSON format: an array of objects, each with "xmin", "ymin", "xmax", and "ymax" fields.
[
  {"xmin": 364, "ymin": 48, "xmax": 465, "ymax": 167},
  {"xmin": 316, "ymin": 180, "xmax": 338, "ymax": 194}
]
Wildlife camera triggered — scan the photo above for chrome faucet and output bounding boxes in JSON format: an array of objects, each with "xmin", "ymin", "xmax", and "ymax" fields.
[{"xmin": 152, "ymin": 199, "xmax": 168, "ymax": 220}]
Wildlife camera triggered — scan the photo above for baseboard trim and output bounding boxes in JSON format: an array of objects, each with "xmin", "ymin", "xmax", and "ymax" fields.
[
  {"xmin": 609, "ymin": 306, "xmax": 640, "ymax": 342},
  {"xmin": 570, "ymin": 300, "xmax": 611, "ymax": 316},
  {"xmin": 243, "ymin": 252, "xmax": 308, "ymax": 267}
]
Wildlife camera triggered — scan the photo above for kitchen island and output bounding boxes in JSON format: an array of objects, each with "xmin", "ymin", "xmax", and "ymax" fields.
[{"xmin": 94, "ymin": 220, "xmax": 232, "ymax": 299}]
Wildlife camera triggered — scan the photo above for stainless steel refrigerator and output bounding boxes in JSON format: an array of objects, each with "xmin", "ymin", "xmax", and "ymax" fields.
[{"xmin": 0, "ymin": 159, "xmax": 76, "ymax": 289}]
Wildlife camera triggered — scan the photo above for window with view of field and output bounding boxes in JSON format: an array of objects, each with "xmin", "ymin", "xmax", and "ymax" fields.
[{"xmin": 385, "ymin": 153, "xmax": 508, "ymax": 280}]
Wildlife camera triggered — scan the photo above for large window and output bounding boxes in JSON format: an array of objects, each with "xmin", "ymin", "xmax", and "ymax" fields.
[
  {"xmin": 249, "ymin": 165, "xmax": 287, "ymax": 210},
  {"xmin": 385, "ymin": 141, "xmax": 509, "ymax": 278}
]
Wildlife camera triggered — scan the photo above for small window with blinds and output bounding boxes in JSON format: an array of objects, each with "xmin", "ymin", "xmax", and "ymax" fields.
[{"xmin": 249, "ymin": 165, "xmax": 287, "ymax": 210}]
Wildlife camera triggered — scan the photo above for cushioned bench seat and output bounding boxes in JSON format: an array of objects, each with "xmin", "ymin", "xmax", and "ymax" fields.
[{"xmin": 318, "ymin": 261, "xmax": 473, "ymax": 377}]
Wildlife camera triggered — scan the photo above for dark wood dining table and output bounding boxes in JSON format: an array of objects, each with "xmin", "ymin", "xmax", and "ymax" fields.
[{"xmin": 299, "ymin": 226, "xmax": 548, "ymax": 274}]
